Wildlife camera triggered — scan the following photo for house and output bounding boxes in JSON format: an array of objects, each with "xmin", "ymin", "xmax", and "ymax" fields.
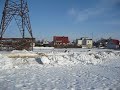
[
  {"xmin": 53, "ymin": 36, "xmax": 69, "ymax": 46},
  {"xmin": 96, "ymin": 38, "xmax": 108, "ymax": 48},
  {"xmin": 41, "ymin": 39, "xmax": 50, "ymax": 47},
  {"xmin": 85, "ymin": 39, "xmax": 93, "ymax": 48},
  {"xmin": 76, "ymin": 37, "xmax": 93, "ymax": 48},
  {"xmin": 76, "ymin": 39, "xmax": 82, "ymax": 47},
  {"xmin": 107, "ymin": 39, "xmax": 119, "ymax": 49}
]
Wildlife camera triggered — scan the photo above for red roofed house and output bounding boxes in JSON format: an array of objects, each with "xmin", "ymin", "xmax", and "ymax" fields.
[
  {"xmin": 53, "ymin": 36, "xmax": 69, "ymax": 46},
  {"xmin": 107, "ymin": 39, "xmax": 119, "ymax": 49}
]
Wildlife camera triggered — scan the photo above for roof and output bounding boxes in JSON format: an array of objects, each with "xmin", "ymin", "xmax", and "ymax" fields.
[{"xmin": 112, "ymin": 39, "xmax": 119, "ymax": 45}]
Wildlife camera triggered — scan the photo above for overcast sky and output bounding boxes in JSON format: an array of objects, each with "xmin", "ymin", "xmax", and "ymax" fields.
[{"xmin": 0, "ymin": 0, "xmax": 120, "ymax": 41}]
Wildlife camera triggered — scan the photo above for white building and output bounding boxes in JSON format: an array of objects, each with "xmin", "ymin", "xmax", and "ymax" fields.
[
  {"xmin": 76, "ymin": 37, "xmax": 93, "ymax": 48},
  {"xmin": 76, "ymin": 39, "xmax": 82, "ymax": 47},
  {"xmin": 85, "ymin": 39, "xmax": 93, "ymax": 48}
]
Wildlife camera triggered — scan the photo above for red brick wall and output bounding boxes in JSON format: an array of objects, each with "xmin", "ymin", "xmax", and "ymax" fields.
[{"xmin": 53, "ymin": 36, "xmax": 69, "ymax": 45}]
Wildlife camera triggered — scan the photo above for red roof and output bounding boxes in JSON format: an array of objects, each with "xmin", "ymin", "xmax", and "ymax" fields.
[{"xmin": 112, "ymin": 39, "xmax": 119, "ymax": 45}]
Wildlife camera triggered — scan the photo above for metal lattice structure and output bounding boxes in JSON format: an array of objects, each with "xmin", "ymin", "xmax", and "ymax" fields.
[{"xmin": 0, "ymin": 0, "xmax": 34, "ymax": 50}]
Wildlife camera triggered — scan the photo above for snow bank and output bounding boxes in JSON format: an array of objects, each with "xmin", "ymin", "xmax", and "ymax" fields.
[
  {"xmin": 11, "ymin": 49, "xmax": 36, "ymax": 54},
  {"xmin": 8, "ymin": 50, "xmax": 37, "ymax": 58},
  {"xmin": 11, "ymin": 49, "xmax": 29, "ymax": 53},
  {"xmin": 0, "ymin": 49, "xmax": 120, "ymax": 69},
  {"xmin": 47, "ymin": 50, "xmax": 120, "ymax": 65},
  {"xmin": 70, "ymin": 51, "xmax": 117, "ymax": 65},
  {"xmin": 0, "ymin": 51, "xmax": 39, "ymax": 69},
  {"xmin": 33, "ymin": 47, "xmax": 54, "ymax": 50}
]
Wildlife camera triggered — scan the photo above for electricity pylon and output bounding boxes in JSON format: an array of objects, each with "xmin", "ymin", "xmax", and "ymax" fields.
[{"xmin": 0, "ymin": 0, "xmax": 33, "ymax": 38}]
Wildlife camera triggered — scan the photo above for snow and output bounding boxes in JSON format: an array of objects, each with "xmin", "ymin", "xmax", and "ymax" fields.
[
  {"xmin": 0, "ymin": 48, "xmax": 120, "ymax": 90},
  {"xmin": 33, "ymin": 47, "xmax": 54, "ymax": 50},
  {"xmin": 41, "ymin": 56, "xmax": 50, "ymax": 64}
]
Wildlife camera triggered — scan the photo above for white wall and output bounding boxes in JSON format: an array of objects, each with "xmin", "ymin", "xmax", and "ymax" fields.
[{"xmin": 77, "ymin": 40, "xmax": 82, "ymax": 46}]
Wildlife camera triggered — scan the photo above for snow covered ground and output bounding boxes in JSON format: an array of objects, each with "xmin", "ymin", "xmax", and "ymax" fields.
[{"xmin": 0, "ymin": 47, "xmax": 120, "ymax": 90}]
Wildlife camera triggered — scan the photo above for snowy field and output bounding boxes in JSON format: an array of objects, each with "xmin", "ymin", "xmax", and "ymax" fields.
[{"xmin": 0, "ymin": 47, "xmax": 120, "ymax": 90}]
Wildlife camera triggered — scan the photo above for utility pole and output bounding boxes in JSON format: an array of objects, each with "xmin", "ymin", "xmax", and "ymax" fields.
[
  {"xmin": 0, "ymin": 0, "xmax": 33, "ymax": 38},
  {"xmin": 0, "ymin": 0, "xmax": 34, "ymax": 51}
]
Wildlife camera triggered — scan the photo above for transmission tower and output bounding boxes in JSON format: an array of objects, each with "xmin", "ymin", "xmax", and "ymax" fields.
[{"xmin": 0, "ymin": 0, "xmax": 33, "ymax": 38}]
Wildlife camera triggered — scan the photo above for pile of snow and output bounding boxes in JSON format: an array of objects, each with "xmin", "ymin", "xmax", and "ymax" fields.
[
  {"xmin": 11, "ymin": 49, "xmax": 29, "ymax": 53},
  {"xmin": 33, "ymin": 47, "xmax": 54, "ymax": 50},
  {"xmin": 47, "ymin": 50, "xmax": 120, "ymax": 65},
  {"xmin": 0, "ymin": 49, "xmax": 120, "ymax": 69},
  {"xmin": 0, "ymin": 50, "xmax": 50, "ymax": 69},
  {"xmin": 11, "ymin": 49, "xmax": 36, "ymax": 54},
  {"xmin": 9, "ymin": 50, "xmax": 37, "ymax": 58},
  {"xmin": 0, "ymin": 51, "xmax": 38, "ymax": 69},
  {"xmin": 69, "ymin": 51, "xmax": 119, "ymax": 65},
  {"xmin": 41, "ymin": 56, "xmax": 50, "ymax": 64}
]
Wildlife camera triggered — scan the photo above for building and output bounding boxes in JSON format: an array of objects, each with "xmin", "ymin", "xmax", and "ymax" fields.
[
  {"xmin": 96, "ymin": 38, "xmax": 108, "ymax": 48},
  {"xmin": 76, "ymin": 37, "xmax": 93, "ymax": 48},
  {"xmin": 85, "ymin": 39, "xmax": 93, "ymax": 48},
  {"xmin": 76, "ymin": 39, "xmax": 82, "ymax": 47},
  {"xmin": 53, "ymin": 36, "xmax": 69, "ymax": 46},
  {"xmin": 107, "ymin": 39, "xmax": 119, "ymax": 49},
  {"xmin": 41, "ymin": 39, "xmax": 50, "ymax": 47}
]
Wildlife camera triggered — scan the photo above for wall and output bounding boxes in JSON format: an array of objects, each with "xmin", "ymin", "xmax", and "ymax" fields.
[
  {"xmin": 77, "ymin": 40, "xmax": 82, "ymax": 46},
  {"xmin": 86, "ymin": 40, "xmax": 93, "ymax": 48}
]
